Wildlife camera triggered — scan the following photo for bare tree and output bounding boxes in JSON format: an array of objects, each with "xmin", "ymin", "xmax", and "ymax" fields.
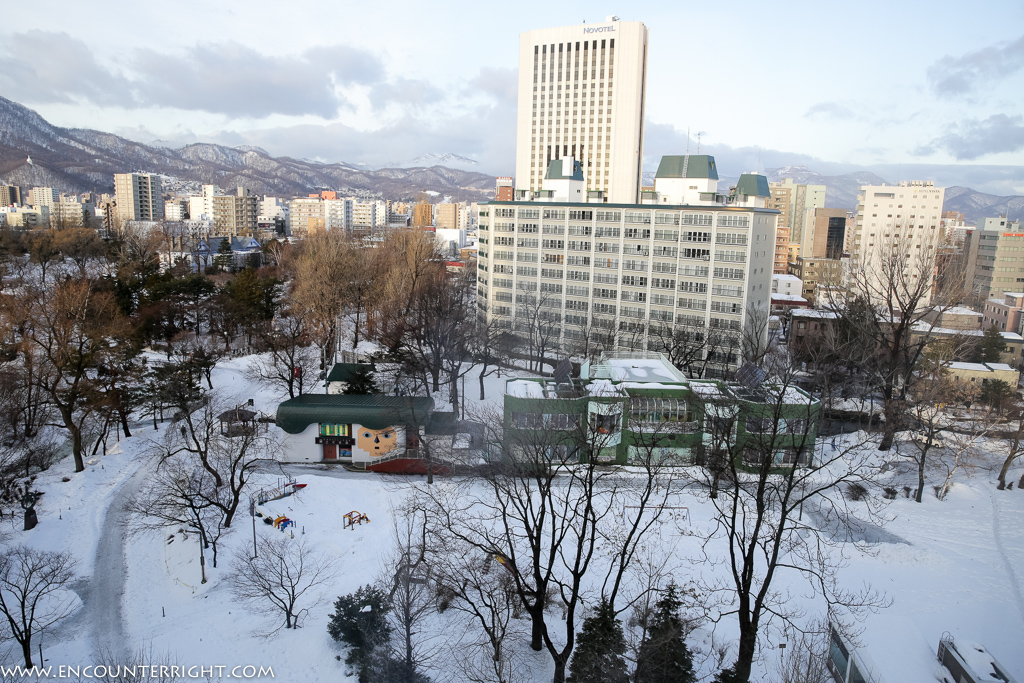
[
  {"xmin": 773, "ymin": 619, "xmax": 832, "ymax": 683},
  {"xmin": 416, "ymin": 402, "xmax": 675, "ymax": 683},
  {"xmin": 228, "ymin": 536, "xmax": 335, "ymax": 633},
  {"xmin": 996, "ymin": 402, "xmax": 1024, "ymax": 490},
  {"xmin": 248, "ymin": 309, "xmax": 318, "ymax": 399},
  {"xmin": 689, "ymin": 371, "xmax": 888, "ymax": 683},
  {"xmin": 0, "ymin": 546, "xmax": 78, "ymax": 667}
]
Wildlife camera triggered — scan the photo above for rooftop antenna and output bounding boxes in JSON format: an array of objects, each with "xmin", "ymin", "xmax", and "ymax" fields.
[
  {"xmin": 696, "ymin": 132, "xmax": 703, "ymax": 155},
  {"xmin": 757, "ymin": 147, "xmax": 762, "ymax": 175}
]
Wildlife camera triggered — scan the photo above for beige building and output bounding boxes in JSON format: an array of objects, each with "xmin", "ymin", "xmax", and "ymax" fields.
[
  {"xmin": 514, "ymin": 18, "xmax": 649, "ymax": 204},
  {"xmin": 212, "ymin": 189, "xmax": 258, "ymax": 236},
  {"xmin": 114, "ymin": 173, "xmax": 164, "ymax": 222},
  {"xmin": 963, "ymin": 218, "xmax": 1024, "ymax": 301},
  {"xmin": 435, "ymin": 202, "xmax": 463, "ymax": 230},
  {"xmin": 29, "ymin": 187, "xmax": 59, "ymax": 209},
  {"xmin": 288, "ymin": 197, "xmax": 325, "ymax": 238},
  {"xmin": 921, "ymin": 306, "xmax": 984, "ymax": 331},
  {"xmin": 788, "ymin": 256, "xmax": 842, "ymax": 304},
  {"xmin": 53, "ymin": 198, "xmax": 91, "ymax": 227},
  {"xmin": 0, "ymin": 185, "xmax": 21, "ymax": 207},
  {"xmin": 769, "ymin": 179, "xmax": 825, "ymax": 246},
  {"xmin": 802, "ymin": 208, "xmax": 849, "ymax": 259},
  {"xmin": 849, "ymin": 180, "xmax": 945, "ymax": 305},
  {"xmin": 983, "ymin": 292, "xmax": 1024, "ymax": 333},
  {"xmin": 767, "ymin": 183, "xmax": 792, "ymax": 228},
  {"xmin": 943, "ymin": 361, "xmax": 1020, "ymax": 388}
]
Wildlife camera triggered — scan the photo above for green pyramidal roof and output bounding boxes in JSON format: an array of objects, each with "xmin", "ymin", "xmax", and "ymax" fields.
[
  {"xmin": 734, "ymin": 174, "xmax": 771, "ymax": 197},
  {"xmin": 655, "ymin": 155, "xmax": 718, "ymax": 180},
  {"xmin": 276, "ymin": 394, "xmax": 434, "ymax": 434}
]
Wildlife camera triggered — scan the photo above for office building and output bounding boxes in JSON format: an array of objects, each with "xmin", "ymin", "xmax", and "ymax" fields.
[
  {"xmin": 514, "ymin": 17, "xmax": 649, "ymax": 204},
  {"xmin": 114, "ymin": 173, "xmax": 164, "ymax": 222},
  {"xmin": 476, "ymin": 154, "xmax": 776, "ymax": 376},
  {"xmin": 435, "ymin": 202, "xmax": 462, "ymax": 230},
  {"xmin": 496, "ymin": 177, "xmax": 514, "ymax": 201},
  {"xmin": 412, "ymin": 202, "xmax": 433, "ymax": 228},
  {"xmin": 0, "ymin": 185, "xmax": 21, "ymax": 207},
  {"xmin": 769, "ymin": 179, "xmax": 825, "ymax": 246},
  {"xmin": 802, "ymin": 208, "xmax": 849, "ymax": 259},
  {"xmin": 964, "ymin": 217, "xmax": 1024, "ymax": 301},
  {"xmin": 849, "ymin": 181, "xmax": 945, "ymax": 304}
]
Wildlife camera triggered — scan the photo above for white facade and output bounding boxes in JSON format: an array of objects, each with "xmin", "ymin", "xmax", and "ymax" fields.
[
  {"xmin": 476, "ymin": 168, "xmax": 777, "ymax": 374},
  {"xmin": 30, "ymin": 187, "xmax": 58, "ymax": 208},
  {"xmin": 515, "ymin": 18, "xmax": 648, "ymax": 204},
  {"xmin": 324, "ymin": 198, "xmax": 351, "ymax": 231},
  {"xmin": 850, "ymin": 181, "xmax": 946, "ymax": 304},
  {"xmin": 772, "ymin": 273, "xmax": 803, "ymax": 297}
]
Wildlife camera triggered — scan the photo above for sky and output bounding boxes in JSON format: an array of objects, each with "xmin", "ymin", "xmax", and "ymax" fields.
[{"xmin": 1, "ymin": 0, "xmax": 1023, "ymax": 194}]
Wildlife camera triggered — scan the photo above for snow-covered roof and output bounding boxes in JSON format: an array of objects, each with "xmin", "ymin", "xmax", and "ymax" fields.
[
  {"xmin": 791, "ymin": 308, "xmax": 840, "ymax": 319},
  {"xmin": 590, "ymin": 357, "xmax": 688, "ymax": 383},
  {"xmin": 587, "ymin": 379, "xmax": 626, "ymax": 397},
  {"xmin": 842, "ymin": 614, "xmax": 949, "ymax": 683},
  {"xmin": 986, "ymin": 362, "xmax": 1016, "ymax": 372},
  {"xmin": 947, "ymin": 362, "xmax": 990, "ymax": 372},
  {"xmin": 940, "ymin": 306, "xmax": 982, "ymax": 317},
  {"xmin": 771, "ymin": 274, "xmax": 802, "ymax": 282},
  {"xmin": 505, "ymin": 379, "xmax": 545, "ymax": 398},
  {"xmin": 771, "ymin": 294, "xmax": 808, "ymax": 302}
]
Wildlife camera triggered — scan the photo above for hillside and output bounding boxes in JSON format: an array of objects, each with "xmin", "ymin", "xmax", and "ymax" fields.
[{"xmin": 0, "ymin": 96, "xmax": 496, "ymax": 201}]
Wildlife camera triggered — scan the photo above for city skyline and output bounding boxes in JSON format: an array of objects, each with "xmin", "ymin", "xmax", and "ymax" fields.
[{"xmin": 1, "ymin": 1, "xmax": 1023, "ymax": 195}]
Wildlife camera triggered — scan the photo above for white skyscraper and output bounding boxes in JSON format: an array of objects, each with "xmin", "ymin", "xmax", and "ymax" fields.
[{"xmin": 514, "ymin": 17, "xmax": 649, "ymax": 204}]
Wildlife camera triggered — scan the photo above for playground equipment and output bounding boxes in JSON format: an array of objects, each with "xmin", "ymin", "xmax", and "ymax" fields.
[{"xmin": 343, "ymin": 510, "xmax": 370, "ymax": 529}]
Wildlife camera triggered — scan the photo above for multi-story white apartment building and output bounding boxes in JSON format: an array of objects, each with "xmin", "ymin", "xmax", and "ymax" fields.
[
  {"xmin": 514, "ymin": 17, "xmax": 649, "ymax": 204},
  {"xmin": 849, "ymin": 181, "xmax": 945, "ymax": 304},
  {"xmin": 114, "ymin": 173, "xmax": 164, "ymax": 222},
  {"xmin": 288, "ymin": 197, "xmax": 325, "ymax": 237},
  {"xmin": 29, "ymin": 186, "xmax": 59, "ymax": 210},
  {"xmin": 477, "ymin": 155, "xmax": 776, "ymax": 375}
]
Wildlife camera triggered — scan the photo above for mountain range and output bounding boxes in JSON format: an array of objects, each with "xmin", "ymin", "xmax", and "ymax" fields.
[
  {"xmin": 0, "ymin": 95, "xmax": 1021, "ymax": 222},
  {"xmin": 0, "ymin": 96, "xmax": 494, "ymax": 201}
]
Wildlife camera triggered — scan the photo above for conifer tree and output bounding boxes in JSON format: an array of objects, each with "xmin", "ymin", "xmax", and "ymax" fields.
[
  {"xmin": 566, "ymin": 599, "xmax": 628, "ymax": 683},
  {"xmin": 635, "ymin": 583, "xmax": 695, "ymax": 683}
]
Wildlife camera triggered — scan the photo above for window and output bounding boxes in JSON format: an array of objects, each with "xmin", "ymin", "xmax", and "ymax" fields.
[
  {"xmin": 319, "ymin": 423, "xmax": 350, "ymax": 436},
  {"xmin": 681, "ymin": 231, "xmax": 711, "ymax": 243},
  {"xmin": 717, "ymin": 214, "xmax": 749, "ymax": 228},
  {"xmin": 625, "ymin": 212, "xmax": 652, "ymax": 224},
  {"xmin": 568, "ymin": 210, "xmax": 593, "ymax": 220},
  {"xmin": 595, "ymin": 210, "xmax": 621, "ymax": 222},
  {"xmin": 682, "ymin": 213, "xmax": 713, "ymax": 226}
]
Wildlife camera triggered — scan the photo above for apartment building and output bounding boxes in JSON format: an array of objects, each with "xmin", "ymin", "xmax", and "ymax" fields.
[
  {"xmin": 212, "ymin": 189, "xmax": 258, "ymax": 236},
  {"xmin": 29, "ymin": 186, "xmax": 59, "ymax": 209},
  {"xmin": 982, "ymin": 292, "xmax": 1024, "ymax": 333},
  {"xmin": 964, "ymin": 217, "xmax": 1024, "ymax": 301},
  {"xmin": 288, "ymin": 197, "xmax": 325, "ymax": 238},
  {"xmin": 774, "ymin": 225, "xmax": 791, "ymax": 273},
  {"xmin": 0, "ymin": 185, "xmax": 21, "ymax": 207},
  {"xmin": 476, "ymin": 154, "xmax": 777, "ymax": 376},
  {"xmin": 850, "ymin": 181, "xmax": 946, "ymax": 305},
  {"xmin": 514, "ymin": 17, "xmax": 649, "ymax": 204},
  {"xmin": 496, "ymin": 177, "xmax": 514, "ymax": 201},
  {"xmin": 435, "ymin": 202, "xmax": 462, "ymax": 230},
  {"xmin": 114, "ymin": 173, "xmax": 164, "ymax": 222},
  {"xmin": 769, "ymin": 179, "xmax": 825, "ymax": 246}
]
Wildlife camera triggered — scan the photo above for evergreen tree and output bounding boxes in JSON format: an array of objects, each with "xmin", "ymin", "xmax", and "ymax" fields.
[
  {"xmin": 635, "ymin": 583, "xmax": 695, "ymax": 683},
  {"xmin": 327, "ymin": 585, "xmax": 392, "ymax": 682},
  {"xmin": 980, "ymin": 324, "xmax": 1006, "ymax": 363},
  {"xmin": 343, "ymin": 364, "xmax": 378, "ymax": 395},
  {"xmin": 566, "ymin": 599, "xmax": 628, "ymax": 683}
]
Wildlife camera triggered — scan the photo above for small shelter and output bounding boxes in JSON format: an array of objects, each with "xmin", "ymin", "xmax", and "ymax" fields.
[{"xmin": 217, "ymin": 406, "xmax": 258, "ymax": 437}]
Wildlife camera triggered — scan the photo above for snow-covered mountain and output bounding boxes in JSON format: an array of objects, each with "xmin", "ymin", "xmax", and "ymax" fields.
[{"xmin": 0, "ymin": 96, "xmax": 496, "ymax": 200}]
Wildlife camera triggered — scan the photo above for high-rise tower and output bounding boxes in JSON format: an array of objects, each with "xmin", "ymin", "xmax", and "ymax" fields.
[{"xmin": 515, "ymin": 17, "xmax": 648, "ymax": 204}]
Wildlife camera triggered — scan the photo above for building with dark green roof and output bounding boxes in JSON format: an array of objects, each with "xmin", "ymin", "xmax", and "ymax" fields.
[{"xmin": 276, "ymin": 393, "xmax": 435, "ymax": 465}]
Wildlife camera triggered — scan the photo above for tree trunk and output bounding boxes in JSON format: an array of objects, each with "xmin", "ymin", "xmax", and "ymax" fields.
[
  {"xmin": 916, "ymin": 450, "xmax": 926, "ymax": 503},
  {"xmin": 479, "ymin": 369, "xmax": 487, "ymax": 401},
  {"xmin": 119, "ymin": 405, "xmax": 132, "ymax": 438},
  {"xmin": 21, "ymin": 638, "xmax": 32, "ymax": 668},
  {"xmin": 552, "ymin": 659, "xmax": 566, "ymax": 683},
  {"xmin": 730, "ymin": 628, "xmax": 758, "ymax": 682},
  {"xmin": 529, "ymin": 602, "xmax": 545, "ymax": 651},
  {"xmin": 72, "ymin": 425, "xmax": 84, "ymax": 472}
]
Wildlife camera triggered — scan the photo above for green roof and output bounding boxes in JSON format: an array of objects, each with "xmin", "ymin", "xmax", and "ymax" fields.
[
  {"xmin": 654, "ymin": 155, "xmax": 718, "ymax": 180},
  {"xmin": 276, "ymin": 394, "xmax": 434, "ymax": 434},
  {"xmin": 326, "ymin": 363, "xmax": 374, "ymax": 383},
  {"xmin": 546, "ymin": 158, "xmax": 584, "ymax": 181},
  {"xmin": 734, "ymin": 174, "xmax": 770, "ymax": 198}
]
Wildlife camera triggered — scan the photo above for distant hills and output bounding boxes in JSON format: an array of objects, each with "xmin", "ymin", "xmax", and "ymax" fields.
[
  {"xmin": 0, "ymin": 95, "xmax": 1021, "ymax": 222},
  {"xmin": 0, "ymin": 96, "xmax": 495, "ymax": 201}
]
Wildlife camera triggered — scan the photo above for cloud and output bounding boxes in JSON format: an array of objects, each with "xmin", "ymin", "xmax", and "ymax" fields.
[
  {"xmin": 804, "ymin": 102, "xmax": 854, "ymax": 120},
  {"xmin": 915, "ymin": 114, "xmax": 1024, "ymax": 160},
  {"xmin": 927, "ymin": 34, "xmax": 1024, "ymax": 96},
  {"xmin": 465, "ymin": 67, "xmax": 518, "ymax": 105},
  {"xmin": 0, "ymin": 30, "xmax": 427, "ymax": 119},
  {"xmin": 132, "ymin": 42, "xmax": 384, "ymax": 118},
  {"xmin": 0, "ymin": 30, "xmax": 134, "ymax": 106}
]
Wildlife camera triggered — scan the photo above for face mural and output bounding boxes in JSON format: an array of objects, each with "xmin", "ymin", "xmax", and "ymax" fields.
[{"xmin": 356, "ymin": 426, "xmax": 399, "ymax": 457}]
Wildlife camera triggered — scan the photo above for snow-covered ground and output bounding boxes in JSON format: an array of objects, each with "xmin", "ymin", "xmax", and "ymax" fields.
[{"xmin": 2, "ymin": 356, "xmax": 1023, "ymax": 682}]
